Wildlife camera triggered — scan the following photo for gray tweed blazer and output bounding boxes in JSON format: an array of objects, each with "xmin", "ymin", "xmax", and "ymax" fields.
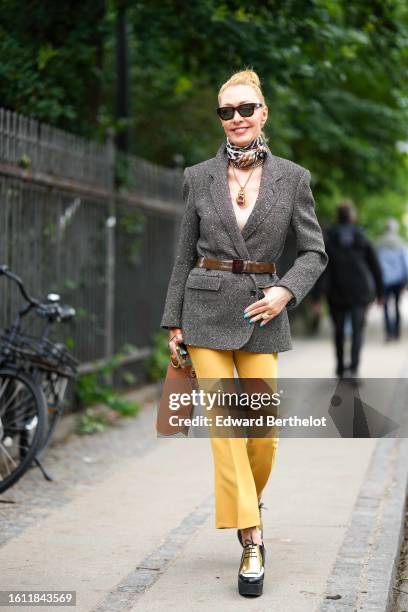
[{"xmin": 160, "ymin": 141, "xmax": 328, "ymax": 353}]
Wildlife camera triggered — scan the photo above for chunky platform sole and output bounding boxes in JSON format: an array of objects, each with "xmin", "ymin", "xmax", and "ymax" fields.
[{"xmin": 238, "ymin": 575, "xmax": 264, "ymax": 596}]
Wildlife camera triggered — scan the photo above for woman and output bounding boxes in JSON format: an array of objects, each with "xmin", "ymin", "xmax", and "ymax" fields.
[{"xmin": 160, "ymin": 69, "xmax": 328, "ymax": 597}]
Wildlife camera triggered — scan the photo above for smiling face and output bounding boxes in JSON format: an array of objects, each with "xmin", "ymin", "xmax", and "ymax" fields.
[{"xmin": 218, "ymin": 84, "xmax": 268, "ymax": 146}]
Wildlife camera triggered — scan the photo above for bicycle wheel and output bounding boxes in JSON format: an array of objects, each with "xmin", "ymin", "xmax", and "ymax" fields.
[{"xmin": 0, "ymin": 367, "xmax": 48, "ymax": 493}]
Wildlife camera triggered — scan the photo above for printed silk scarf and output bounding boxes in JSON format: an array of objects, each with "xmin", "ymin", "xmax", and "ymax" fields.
[{"xmin": 225, "ymin": 135, "xmax": 268, "ymax": 169}]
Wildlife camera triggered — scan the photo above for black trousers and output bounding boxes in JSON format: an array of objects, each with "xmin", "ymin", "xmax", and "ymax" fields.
[
  {"xmin": 383, "ymin": 282, "xmax": 405, "ymax": 339},
  {"xmin": 328, "ymin": 303, "xmax": 367, "ymax": 375}
]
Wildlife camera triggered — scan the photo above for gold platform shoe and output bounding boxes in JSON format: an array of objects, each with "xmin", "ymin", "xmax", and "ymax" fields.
[{"xmin": 238, "ymin": 539, "xmax": 266, "ymax": 596}]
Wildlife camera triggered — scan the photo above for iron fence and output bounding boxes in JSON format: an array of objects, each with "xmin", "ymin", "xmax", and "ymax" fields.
[{"xmin": 0, "ymin": 108, "xmax": 184, "ymax": 398}]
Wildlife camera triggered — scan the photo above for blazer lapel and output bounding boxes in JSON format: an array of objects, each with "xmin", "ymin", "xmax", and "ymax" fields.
[{"xmin": 209, "ymin": 140, "xmax": 283, "ymax": 259}]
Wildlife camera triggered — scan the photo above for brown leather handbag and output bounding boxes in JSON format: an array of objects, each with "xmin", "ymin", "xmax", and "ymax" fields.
[{"xmin": 156, "ymin": 352, "xmax": 198, "ymax": 437}]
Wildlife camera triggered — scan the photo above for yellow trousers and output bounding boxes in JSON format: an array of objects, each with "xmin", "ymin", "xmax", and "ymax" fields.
[{"xmin": 187, "ymin": 345, "xmax": 279, "ymax": 529}]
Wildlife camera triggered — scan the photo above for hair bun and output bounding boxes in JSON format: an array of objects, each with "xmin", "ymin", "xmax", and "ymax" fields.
[{"xmin": 230, "ymin": 69, "xmax": 261, "ymax": 87}]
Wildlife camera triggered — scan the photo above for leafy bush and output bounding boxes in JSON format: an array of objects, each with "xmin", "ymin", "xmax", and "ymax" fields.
[{"xmin": 145, "ymin": 330, "xmax": 169, "ymax": 382}]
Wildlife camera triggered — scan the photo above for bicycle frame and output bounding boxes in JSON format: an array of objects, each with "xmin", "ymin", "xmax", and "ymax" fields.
[{"xmin": 0, "ymin": 265, "xmax": 77, "ymax": 390}]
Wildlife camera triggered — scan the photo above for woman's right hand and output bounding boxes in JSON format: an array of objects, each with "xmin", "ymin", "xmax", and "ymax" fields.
[{"xmin": 168, "ymin": 328, "xmax": 184, "ymax": 363}]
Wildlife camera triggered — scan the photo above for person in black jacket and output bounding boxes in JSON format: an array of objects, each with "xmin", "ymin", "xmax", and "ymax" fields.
[{"xmin": 312, "ymin": 201, "xmax": 384, "ymax": 377}]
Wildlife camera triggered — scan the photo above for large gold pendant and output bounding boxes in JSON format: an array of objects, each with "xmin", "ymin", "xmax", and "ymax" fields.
[{"xmin": 237, "ymin": 189, "xmax": 246, "ymax": 207}]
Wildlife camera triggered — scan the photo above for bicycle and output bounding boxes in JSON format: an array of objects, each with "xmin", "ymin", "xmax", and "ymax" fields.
[{"xmin": 0, "ymin": 265, "xmax": 79, "ymax": 493}]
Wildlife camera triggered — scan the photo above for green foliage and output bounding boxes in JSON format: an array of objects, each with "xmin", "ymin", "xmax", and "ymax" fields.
[
  {"xmin": 43, "ymin": 222, "xmax": 57, "ymax": 241},
  {"xmin": 116, "ymin": 203, "xmax": 146, "ymax": 265},
  {"xmin": 1, "ymin": 0, "xmax": 407, "ymax": 227},
  {"xmin": 18, "ymin": 154, "xmax": 31, "ymax": 169},
  {"xmin": 76, "ymin": 348, "xmax": 140, "ymax": 417},
  {"xmin": 102, "ymin": 393, "xmax": 138, "ymax": 416},
  {"xmin": 360, "ymin": 156, "xmax": 408, "ymax": 238},
  {"xmin": 77, "ymin": 407, "xmax": 109, "ymax": 435},
  {"xmin": 128, "ymin": 0, "xmax": 408, "ymax": 224},
  {"xmin": 63, "ymin": 336, "xmax": 75, "ymax": 351},
  {"xmin": 144, "ymin": 330, "xmax": 170, "ymax": 382},
  {"xmin": 115, "ymin": 154, "xmax": 133, "ymax": 190},
  {"xmin": 121, "ymin": 370, "xmax": 137, "ymax": 385},
  {"xmin": 0, "ymin": 0, "xmax": 109, "ymax": 137},
  {"xmin": 321, "ymin": 155, "xmax": 408, "ymax": 236},
  {"xmin": 62, "ymin": 278, "xmax": 80, "ymax": 291}
]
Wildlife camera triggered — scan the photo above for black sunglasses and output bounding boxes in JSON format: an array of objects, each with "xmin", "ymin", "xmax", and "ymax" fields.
[{"xmin": 216, "ymin": 102, "xmax": 263, "ymax": 121}]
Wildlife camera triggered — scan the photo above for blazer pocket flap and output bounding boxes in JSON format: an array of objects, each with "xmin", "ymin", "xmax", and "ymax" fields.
[{"xmin": 186, "ymin": 272, "xmax": 222, "ymax": 291}]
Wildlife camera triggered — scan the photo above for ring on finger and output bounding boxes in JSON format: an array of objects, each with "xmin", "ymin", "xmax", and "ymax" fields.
[{"xmin": 261, "ymin": 312, "xmax": 270, "ymax": 319}]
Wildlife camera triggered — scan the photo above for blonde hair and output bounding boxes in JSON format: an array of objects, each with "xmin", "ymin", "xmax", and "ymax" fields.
[{"xmin": 218, "ymin": 68, "xmax": 269, "ymax": 143}]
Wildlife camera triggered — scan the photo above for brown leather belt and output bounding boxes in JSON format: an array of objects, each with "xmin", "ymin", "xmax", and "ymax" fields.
[{"xmin": 195, "ymin": 256, "xmax": 276, "ymax": 274}]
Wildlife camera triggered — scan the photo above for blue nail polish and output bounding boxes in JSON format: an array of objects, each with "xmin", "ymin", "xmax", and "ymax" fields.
[
  {"xmin": 243, "ymin": 313, "xmax": 249, "ymax": 318},
  {"xmin": 249, "ymin": 319, "xmax": 254, "ymax": 324}
]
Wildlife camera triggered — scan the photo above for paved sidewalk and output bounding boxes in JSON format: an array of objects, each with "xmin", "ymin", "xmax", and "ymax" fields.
[{"xmin": 0, "ymin": 294, "xmax": 407, "ymax": 612}]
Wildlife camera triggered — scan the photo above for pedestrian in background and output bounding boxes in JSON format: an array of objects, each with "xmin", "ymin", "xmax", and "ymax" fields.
[
  {"xmin": 312, "ymin": 201, "xmax": 384, "ymax": 378},
  {"xmin": 375, "ymin": 218, "xmax": 408, "ymax": 341}
]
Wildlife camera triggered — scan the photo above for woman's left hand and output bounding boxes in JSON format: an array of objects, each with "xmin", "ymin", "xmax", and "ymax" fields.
[{"xmin": 244, "ymin": 286, "xmax": 294, "ymax": 326}]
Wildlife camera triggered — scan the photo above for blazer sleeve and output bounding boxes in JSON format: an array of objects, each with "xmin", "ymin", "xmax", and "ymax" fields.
[
  {"xmin": 160, "ymin": 167, "xmax": 200, "ymax": 329},
  {"xmin": 309, "ymin": 227, "xmax": 331, "ymax": 302},
  {"xmin": 275, "ymin": 169, "xmax": 329, "ymax": 310}
]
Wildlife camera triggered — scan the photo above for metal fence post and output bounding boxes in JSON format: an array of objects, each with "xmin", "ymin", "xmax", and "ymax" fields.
[{"xmin": 104, "ymin": 127, "xmax": 116, "ymax": 385}]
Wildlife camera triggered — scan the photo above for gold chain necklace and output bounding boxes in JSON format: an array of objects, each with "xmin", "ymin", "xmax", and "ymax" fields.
[{"xmin": 231, "ymin": 160, "xmax": 263, "ymax": 208}]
